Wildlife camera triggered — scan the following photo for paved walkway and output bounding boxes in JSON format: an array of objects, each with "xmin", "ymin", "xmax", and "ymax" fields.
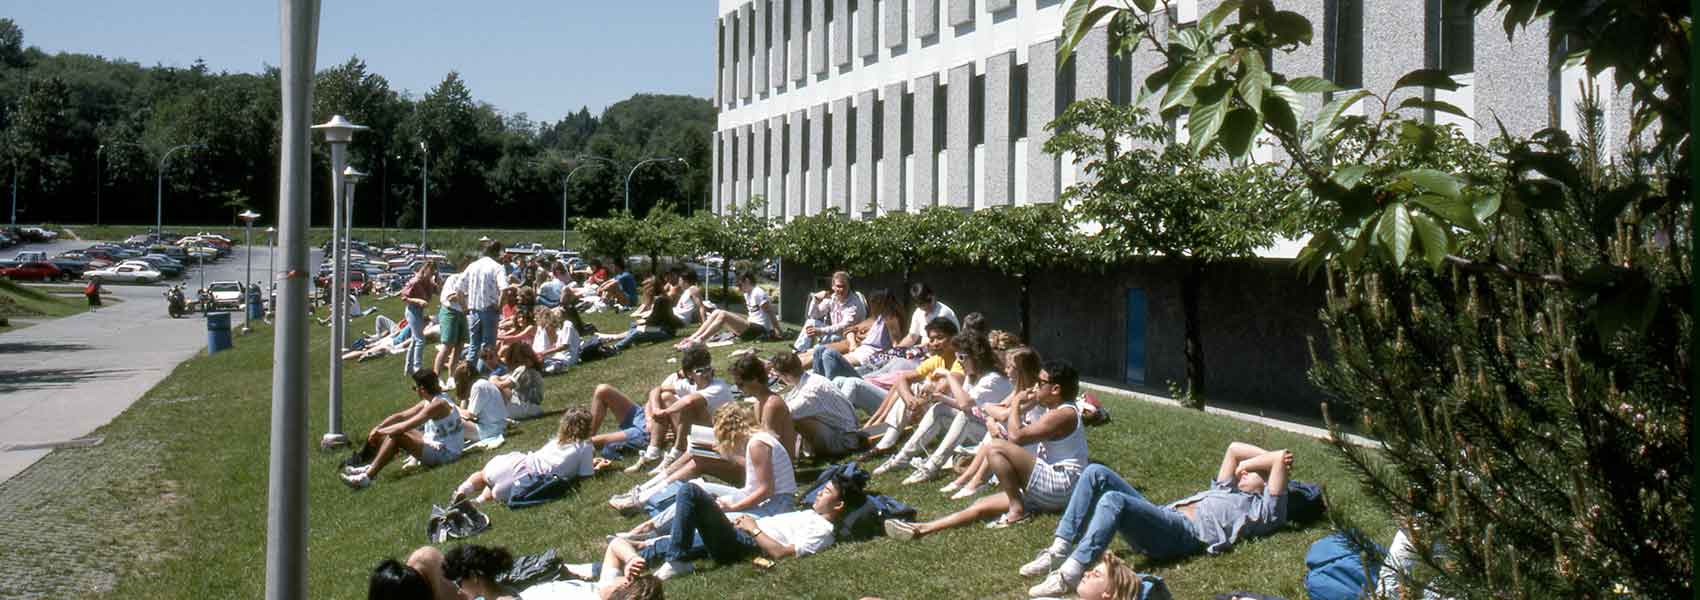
[{"xmin": 0, "ymin": 240, "xmax": 301, "ymax": 483}]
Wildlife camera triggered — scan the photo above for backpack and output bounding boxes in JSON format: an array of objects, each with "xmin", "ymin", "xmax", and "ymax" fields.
[
  {"xmin": 1303, "ymin": 531, "xmax": 1385, "ymax": 600},
  {"xmin": 341, "ymin": 443, "xmax": 377, "ymax": 471},
  {"xmin": 1286, "ymin": 481, "xmax": 1328, "ymax": 525},
  {"xmin": 426, "ymin": 499, "xmax": 491, "ymax": 543},
  {"xmin": 799, "ymin": 462, "xmax": 917, "ymax": 542},
  {"xmin": 505, "ymin": 473, "xmax": 578, "ymax": 509},
  {"xmin": 498, "ymin": 548, "xmax": 563, "ymax": 589}
]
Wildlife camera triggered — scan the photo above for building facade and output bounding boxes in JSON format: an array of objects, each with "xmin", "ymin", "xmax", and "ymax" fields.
[
  {"xmin": 711, "ymin": 0, "xmax": 1634, "ymax": 218},
  {"xmin": 709, "ymin": 0, "xmax": 1636, "ymax": 416}
]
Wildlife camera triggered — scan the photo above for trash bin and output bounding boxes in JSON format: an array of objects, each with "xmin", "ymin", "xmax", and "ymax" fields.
[
  {"xmin": 246, "ymin": 289, "xmax": 264, "ymax": 321},
  {"xmin": 206, "ymin": 312, "xmax": 233, "ymax": 354}
]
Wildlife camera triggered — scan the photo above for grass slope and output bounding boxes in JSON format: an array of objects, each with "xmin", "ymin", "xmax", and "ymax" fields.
[
  {"xmin": 91, "ymin": 296, "xmax": 1389, "ymax": 599},
  {"xmin": 0, "ymin": 280, "xmax": 91, "ymax": 330}
]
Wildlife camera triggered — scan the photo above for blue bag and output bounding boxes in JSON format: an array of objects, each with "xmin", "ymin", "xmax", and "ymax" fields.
[{"xmin": 1304, "ymin": 531, "xmax": 1385, "ymax": 600}]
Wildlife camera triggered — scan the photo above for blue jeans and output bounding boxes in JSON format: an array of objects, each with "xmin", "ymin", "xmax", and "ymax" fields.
[
  {"xmin": 403, "ymin": 303, "xmax": 427, "ymax": 375},
  {"xmin": 812, "ymin": 346, "xmax": 860, "ymax": 380},
  {"xmin": 612, "ymin": 325, "xmax": 674, "ymax": 351},
  {"xmin": 1059, "ymin": 464, "xmax": 1205, "ymax": 564},
  {"xmin": 657, "ymin": 480, "xmax": 759, "ymax": 565},
  {"xmin": 464, "ymin": 306, "xmax": 500, "ymax": 371}
]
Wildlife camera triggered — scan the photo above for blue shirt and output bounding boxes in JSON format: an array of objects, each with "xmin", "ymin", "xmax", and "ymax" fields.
[
  {"xmin": 615, "ymin": 271, "xmax": 638, "ymax": 301},
  {"xmin": 538, "ymin": 279, "xmax": 566, "ymax": 307},
  {"xmin": 1167, "ymin": 478, "xmax": 1287, "ymax": 554}
]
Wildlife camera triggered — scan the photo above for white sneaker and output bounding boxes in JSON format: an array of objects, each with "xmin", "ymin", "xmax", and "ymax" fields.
[
  {"xmin": 615, "ymin": 526, "xmax": 661, "ymax": 543},
  {"xmin": 653, "ymin": 560, "xmax": 694, "ymax": 580},
  {"xmin": 950, "ymin": 484, "xmax": 984, "ymax": 500},
  {"xmin": 1019, "ymin": 550, "xmax": 1066, "ymax": 578},
  {"xmin": 1028, "ymin": 572, "xmax": 1076, "ymax": 598},
  {"xmin": 901, "ymin": 465, "xmax": 940, "ymax": 485},
  {"xmin": 609, "ymin": 491, "xmax": 644, "ymax": 515},
  {"xmin": 938, "ymin": 480, "xmax": 962, "ymax": 494},
  {"xmin": 883, "ymin": 519, "xmax": 918, "ymax": 541},
  {"xmin": 650, "ymin": 450, "xmax": 682, "ymax": 475},
  {"xmin": 871, "ymin": 454, "xmax": 910, "ymax": 476},
  {"xmin": 623, "ymin": 449, "xmax": 661, "ymax": 474},
  {"xmin": 340, "ymin": 471, "xmax": 372, "ymax": 489},
  {"xmin": 341, "ymin": 464, "xmax": 369, "ymax": 477}
]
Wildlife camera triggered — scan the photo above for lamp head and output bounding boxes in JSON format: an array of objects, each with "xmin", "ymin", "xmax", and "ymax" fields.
[
  {"xmin": 311, "ymin": 115, "xmax": 368, "ymax": 144},
  {"xmin": 237, "ymin": 210, "xmax": 262, "ymax": 223},
  {"xmin": 343, "ymin": 166, "xmax": 369, "ymax": 184}
]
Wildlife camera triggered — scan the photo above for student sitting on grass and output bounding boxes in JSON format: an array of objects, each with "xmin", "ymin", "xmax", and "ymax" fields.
[
  {"xmin": 938, "ymin": 346, "xmax": 1044, "ymax": 499},
  {"xmin": 452, "ymin": 362, "xmax": 508, "ymax": 443},
  {"xmin": 800, "ymin": 289, "xmax": 906, "ymax": 377},
  {"xmin": 793, "ymin": 270, "xmax": 864, "ymax": 352},
  {"xmin": 884, "ymin": 359, "xmax": 1088, "ymax": 537},
  {"xmin": 532, "ymin": 305, "xmax": 583, "ymax": 374},
  {"xmin": 342, "ymin": 371, "xmax": 463, "ymax": 490},
  {"xmin": 608, "ymin": 403, "xmax": 796, "ymax": 541},
  {"xmin": 733, "ymin": 355, "xmax": 797, "ymax": 460},
  {"xmin": 452, "ymin": 407, "xmax": 596, "ymax": 505},
  {"xmin": 489, "ymin": 343, "xmax": 545, "ymax": 420},
  {"xmin": 601, "ymin": 277, "xmax": 685, "ymax": 352},
  {"xmin": 769, "ymin": 352, "xmax": 864, "ymax": 459},
  {"xmin": 594, "ymin": 468, "xmax": 867, "ymax": 581},
  {"xmin": 670, "ymin": 269, "xmax": 706, "ymax": 325},
  {"xmin": 674, "ymin": 273, "xmax": 778, "ymax": 347},
  {"xmin": 622, "ymin": 342, "xmax": 735, "ymax": 474},
  {"xmin": 1016, "ymin": 442, "xmax": 1294, "ymax": 597},
  {"xmin": 874, "ymin": 331, "xmax": 1013, "ymax": 485},
  {"xmin": 849, "ymin": 317, "xmax": 963, "ymax": 446}
]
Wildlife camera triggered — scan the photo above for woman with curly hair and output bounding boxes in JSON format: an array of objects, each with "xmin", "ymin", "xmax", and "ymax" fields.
[
  {"xmin": 453, "ymin": 407, "xmax": 597, "ymax": 505},
  {"xmin": 608, "ymin": 402, "xmax": 795, "ymax": 541},
  {"xmin": 874, "ymin": 331, "xmax": 1013, "ymax": 485}
]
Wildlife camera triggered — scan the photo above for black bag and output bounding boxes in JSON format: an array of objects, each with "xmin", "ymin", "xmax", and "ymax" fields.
[
  {"xmin": 505, "ymin": 473, "xmax": 578, "ymax": 509},
  {"xmin": 342, "ymin": 443, "xmax": 377, "ymax": 470},
  {"xmin": 799, "ymin": 462, "xmax": 916, "ymax": 542},
  {"xmin": 1286, "ymin": 480, "xmax": 1327, "ymax": 525},
  {"xmin": 498, "ymin": 548, "xmax": 562, "ymax": 589},
  {"xmin": 427, "ymin": 499, "xmax": 491, "ymax": 543}
]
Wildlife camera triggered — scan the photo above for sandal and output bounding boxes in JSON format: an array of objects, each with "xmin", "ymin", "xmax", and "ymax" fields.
[{"xmin": 985, "ymin": 512, "xmax": 1031, "ymax": 529}]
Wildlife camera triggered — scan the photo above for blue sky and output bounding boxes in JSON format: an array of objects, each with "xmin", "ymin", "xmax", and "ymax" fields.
[{"xmin": 6, "ymin": 1, "xmax": 716, "ymax": 124}]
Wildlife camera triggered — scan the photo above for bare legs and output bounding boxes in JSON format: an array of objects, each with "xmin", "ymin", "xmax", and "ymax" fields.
[
  {"xmin": 981, "ymin": 439, "xmax": 1040, "ymax": 522},
  {"xmin": 589, "ymin": 384, "xmax": 641, "ymax": 448},
  {"xmin": 908, "ymin": 494, "xmax": 1011, "ymax": 538},
  {"xmin": 676, "ymin": 309, "xmax": 750, "ymax": 348}
]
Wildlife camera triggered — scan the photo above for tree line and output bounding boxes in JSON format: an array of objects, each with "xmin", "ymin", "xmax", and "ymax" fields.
[{"xmin": 0, "ymin": 18, "xmax": 714, "ymax": 230}]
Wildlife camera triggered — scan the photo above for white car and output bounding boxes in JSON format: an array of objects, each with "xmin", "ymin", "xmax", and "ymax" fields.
[
  {"xmin": 85, "ymin": 262, "xmax": 162, "ymax": 284},
  {"xmin": 207, "ymin": 281, "xmax": 245, "ymax": 309}
]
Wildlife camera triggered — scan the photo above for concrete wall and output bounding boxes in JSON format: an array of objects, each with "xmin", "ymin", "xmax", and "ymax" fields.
[{"xmin": 780, "ymin": 258, "xmax": 1331, "ymax": 417}]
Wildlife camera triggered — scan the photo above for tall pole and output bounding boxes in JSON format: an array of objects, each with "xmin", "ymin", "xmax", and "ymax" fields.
[
  {"xmin": 561, "ymin": 155, "xmax": 615, "ymax": 248},
  {"xmin": 419, "ymin": 141, "xmax": 428, "ymax": 249},
  {"xmin": 155, "ymin": 143, "xmax": 200, "ymax": 238},
  {"xmin": 624, "ymin": 157, "xmax": 687, "ymax": 215},
  {"xmin": 243, "ymin": 220, "xmax": 253, "ymax": 332},
  {"xmin": 267, "ymin": 0, "xmax": 321, "ymax": 597},
  {"xmin": 95, "ymin": 145, "xmax": 104, "ymax": 225},
  {"xmin": 314, "ymin": 115, "xmax": 365, "ymax": 450}
]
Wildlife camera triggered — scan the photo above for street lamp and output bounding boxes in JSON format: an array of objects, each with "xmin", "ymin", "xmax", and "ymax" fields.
[
  {"xmin": 418, "ymin": 141, "xmax": 428, "ymax": 249},
  {"xmin": 312, "ymin": 114, "xmax": 367, "ymax": 450},
  {"xmin": 624, "ymin": 157, "xmax": 689, "ymax": 214},
  {"xmin": 155, "ymin": 143, "xmax": 205, "ymax": 238},
  {"xmin": 536, "ymin": 154, "xmax": 615, "ymax": 249},
  {"xmin": 238, "ymin": 209, "xmax": 262, "ymax": 333},
  {"xmin": 341, "ymin": 165, "xmax": 366, "ymax": 359}
]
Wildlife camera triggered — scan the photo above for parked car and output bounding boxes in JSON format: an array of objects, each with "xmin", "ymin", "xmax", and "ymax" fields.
[
  {"xmin": 10, "ymin": 251, "xmax": 48, "ymax": 263},
  {"xmin": 14, "ymin": 226, "xmax": 57, "ymax": 242},
  {"xmin": 135, "ymin": 255, "xmax": 185, "ymax": 277},
  {"xmin": 49, "ymin": 258, "xmax": 90, "ymax": 279},
  {"xmin": 0, "ymin": 261, "xmax": 65, "ymax": 282},
  {"xmin": 0, "ymin": 231, "xmax": 17, "ymax": 248},
  {"xmin": 206, "ymin": 281, "xmax": 244, "ymax": 309},
  {"xmin": 58, "ymin": 251, "xmax": 111, "ymax": 269},
  {"xmin": 84, "ymin": 262, "xmax": 162, "ymax": 284}
]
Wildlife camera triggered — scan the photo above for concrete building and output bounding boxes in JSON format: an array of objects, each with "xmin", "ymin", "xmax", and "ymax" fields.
[{"xmin": 709, "ymin": 0, "xmax": 1636, "ymax": 418}]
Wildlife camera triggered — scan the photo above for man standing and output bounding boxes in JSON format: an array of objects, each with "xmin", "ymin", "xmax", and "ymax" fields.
[{"xmin": 461, "ymin": 240, "xmax": 507, "ymax": 372}]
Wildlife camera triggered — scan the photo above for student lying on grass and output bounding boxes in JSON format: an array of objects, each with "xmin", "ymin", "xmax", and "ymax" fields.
[
  {"xmin": 370, "ymin": 544, "xmax": 664, "ymax": 600},
  {"xmin": 882, "ymin": 359, "xmax": 1089, "ymax": 536},
  {"xmin": 451, "ymin": 407, "xmax": 600, "ymax": 505},
  {"xmin": 608, "ymin": 403, "xmax": 796, "ymax": 540},
  {"xmin": 342, "ymin": 370, "xmax": 464, "ymax": 490},
  {"xmin": 583, "ymin": 469, "xmax": 868, "ymax": 581},
  {"xmin": 1016, "ymin": 442, "xmax": 1293, "ymax": 597}
]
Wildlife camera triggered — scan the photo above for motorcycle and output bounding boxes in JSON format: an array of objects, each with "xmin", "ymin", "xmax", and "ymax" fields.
[
  {"xmin": 164, "ymin": 285, "xmax": 187, "ymax": 318},
  {"xmin": 196, "ymin": 287, "xmax": 214, "ymax": 314}
]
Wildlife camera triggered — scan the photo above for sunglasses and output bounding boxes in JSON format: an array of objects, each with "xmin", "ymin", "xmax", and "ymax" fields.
[{"xmin": 692, "ymin": 366, "xmax": 714, "ymax": 377}]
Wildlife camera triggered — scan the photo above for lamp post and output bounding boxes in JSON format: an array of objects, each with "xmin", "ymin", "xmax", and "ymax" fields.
[
  {"xmin": 341, "ymin": 166, "xmax": 366, "ymax": 357},
  {"xmin": 418, "ymin": 141, "xmax": 428, "ymax": 249},
  {"xmin": 238, "ymin": 209, "xmax": 262, "ymax": 333},
  {"xmin": 155, "ymin": 143, "xmax": 205, "ymax": 238},
  {"xmin": 312, "ymin": 115, "xmax": 367, "ymax": 450},
  {"xmin": 624, "ymin": 157, "xmax": 688, "ymax": 215},
  {"xmin": 265, "ymin": 225, "xmax": 277, "ymax": 316}
]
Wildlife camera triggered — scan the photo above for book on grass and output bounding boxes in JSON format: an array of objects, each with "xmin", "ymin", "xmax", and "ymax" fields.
[{"xmin": 687, "ymin": 425, "xmax": 721, "ymax": 460}]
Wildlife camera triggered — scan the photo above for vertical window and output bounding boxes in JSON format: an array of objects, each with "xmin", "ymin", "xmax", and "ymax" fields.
[
  {"xmin": 971, "ymin": 73, "xmax": 985, "ymax": 146},
  {"xmin": 1325, "ymin": 0, "xmax": 1363, "ymax": 89},
  {"xmin": 1438, "ymin": 0, "xmax": 1473, "ymax": 75},
  {"xmin": 1012, "ymin": 62, "xmax": 1028, "ymax": 139}
]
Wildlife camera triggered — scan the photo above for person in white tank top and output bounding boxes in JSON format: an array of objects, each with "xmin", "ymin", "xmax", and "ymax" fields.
[{"xmin": 884, "ymin": 360, "xmax": 1091, "ymax": 541}]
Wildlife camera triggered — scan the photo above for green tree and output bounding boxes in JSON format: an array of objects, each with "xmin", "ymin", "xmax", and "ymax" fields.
[
  {"xmin": 864, "ymin": 207, "xmax": 968, "ymax": 296},
  {"xmin": 574, "ymin": 211, "xmax": 640, "ymax": 263},
  {"xmin": 1048, "ymin": 99, "xmax": 1292, "ymax": 405},
  {"xmin": 952, "ymin": 204, "xmax": 1082, "ymax": 341}
]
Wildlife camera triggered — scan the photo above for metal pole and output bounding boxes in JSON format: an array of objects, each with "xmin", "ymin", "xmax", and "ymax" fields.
[
  {"xmin": 419, "ymin": 142, "xmax": 428, "ymax": 249},
  {"xmin": 266, "ymin": 0, "xmax": 320, "ymax": 597},
  {"xmin": 560, "ymin": 175, "xmax": 568, "ymax": 249},
  {"xmin": 9, "ymin": 162, "xmax": 15, "ymax": 226},
  {"xmin": 95, "ymin": 145, "xmax": 104, "ymax": 225},
  {"xmin": 623, "ymin": 157, "xmax": 687, "ymax": 215},
  {"xmin": 156, "ymin": 144, "xmax": 199, "ymax": 238},
  {"xmin": 327, "ymin": 141, "xmax": 347, "ymax": 447},
  {"xmin": 342, "ymin": 176, "xmax": 353, "ymax": 352},
  {"xmin": 243, "ymin": 221, "xmax": 253, "ymax": 333}
]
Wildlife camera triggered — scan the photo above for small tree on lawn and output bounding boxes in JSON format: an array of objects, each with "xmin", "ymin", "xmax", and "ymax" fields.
[
  {"xmin": 1049, "ymin": 98, "xmax": 1292, "ymax": 407},
  {"xmin": 953, "ymin": 203, "xmax": 1083, "ymax": 342},
  {"xmin": 574, "ymin": 211, "xmax": 639, "ymax": 263},
  {"xmin": 773, "ymin": 208, "xmax": 869, "ymax": 275},
  {"xmin": 631, "ymin": 208, "xmax": 685, "ymax": 275},
  {"xmin": 715, "ymin": 197, "xmax": 777, "ymax": 292}
]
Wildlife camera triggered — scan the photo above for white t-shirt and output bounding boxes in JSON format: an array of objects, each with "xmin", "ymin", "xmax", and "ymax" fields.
[
  {"xmin": 783, "ymin": 372, "xmax": 860, "ymax": 434},
  {"xmin": 740, "ymin": 431, "xmax": 798, "ymax": 501},
  {"xmin": 524, "ymin": 439, "xmax": 596, "ymax": 479},
  {"xmin": 745, "ymin": 286, "xmax": 775, "ymax": 330},
  {"xmin": 533, "ymin": 322, "xmax": 581, "ymax": 366},
  {"xmin": 967, "ymin": 371, "xmax": 1015, "ymax": 409},
  {"xmin": 672, "ymin": 375, "xmax": 735, "ymax": 411},
  {"xmin": 673, "ymin": 285, "xmax": 701, "ymax": 323},
  {"xmin": 907, "ymin": 301, "xmax": 959, "ymax": 340},
  {"xmin": 757, "ymin": 510, "xmax": 836, "ymax": 557},
  {"xmin": 465, "ymin": 379, "xmax": 509, "ymax": 440},
  {"xmin": 519, "ymin": 579, "xmax": 599, "ymax": 600},
  {"xmin": 438, "ymin": 273, "xmax": 466, "ymax": 312}
]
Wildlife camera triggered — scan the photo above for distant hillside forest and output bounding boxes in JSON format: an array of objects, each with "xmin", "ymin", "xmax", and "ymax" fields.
[{"xmin": 0, "ymin": 18, "xmax": 715, "ymax": 229}]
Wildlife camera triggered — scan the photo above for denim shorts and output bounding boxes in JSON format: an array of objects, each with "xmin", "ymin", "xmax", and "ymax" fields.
[
  {"xmin": 599, "ymin": 404, "xmax": 651, "ymax": 459},
  {"xmin": 418, "ymin": 442, "xmax": 460, "ymax": 466}
]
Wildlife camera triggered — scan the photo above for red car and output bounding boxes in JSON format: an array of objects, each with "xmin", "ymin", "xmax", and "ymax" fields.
[{"xmin": 0, "ymin": 261, "xmax": 65, "ymax": 282}]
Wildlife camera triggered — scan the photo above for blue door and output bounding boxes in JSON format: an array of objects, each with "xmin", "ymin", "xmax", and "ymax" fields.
[{"xmin": 1125, "ymin": 288, "xmax": 1147, "ymax": 384}]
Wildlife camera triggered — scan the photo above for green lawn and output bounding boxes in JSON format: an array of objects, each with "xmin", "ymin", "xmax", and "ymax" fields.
[
  {"xmin": 0, "ymin": 280, "xmax": 95, "ymax": 331},
  {"xmin": 82, "ymin": 296, "xmax": 1389, "ymax": 599}
]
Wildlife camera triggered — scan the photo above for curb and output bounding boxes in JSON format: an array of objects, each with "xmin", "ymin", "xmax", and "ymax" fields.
[{"xmin": 1079, "ymin": 380, "xmax": 1383, "ymax": 449}]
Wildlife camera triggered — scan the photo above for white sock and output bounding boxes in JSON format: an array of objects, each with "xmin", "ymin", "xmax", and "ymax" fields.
[
  {"xmin": 1058, "ymin": 559, "xmax": 1087, "ymax": 584},
  {"xmin": 1046, "ymin": 537, "xmax": 1072, "ymax": 556},
  {"xmin": 640, "ymin": 445, "xmax": 662, "ymax": 460}
]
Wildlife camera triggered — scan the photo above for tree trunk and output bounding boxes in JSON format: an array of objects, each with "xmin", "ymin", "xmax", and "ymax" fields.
[
  {"xmin": 720, "ymin": 261, "xmax": 730, "ymax": 295},
  {"xmin": 1179, "ymin": 259, "xmax": 1206, "ymax": 408}
]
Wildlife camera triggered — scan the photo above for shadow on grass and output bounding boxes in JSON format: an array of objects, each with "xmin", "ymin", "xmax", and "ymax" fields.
[
  {"xmin": 0, "ymin": 367, "xmax": 135, "ymax": 393},
  {"xmin": 0, "ymin": 341, "xmax": 95, "ymax": 355}
]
